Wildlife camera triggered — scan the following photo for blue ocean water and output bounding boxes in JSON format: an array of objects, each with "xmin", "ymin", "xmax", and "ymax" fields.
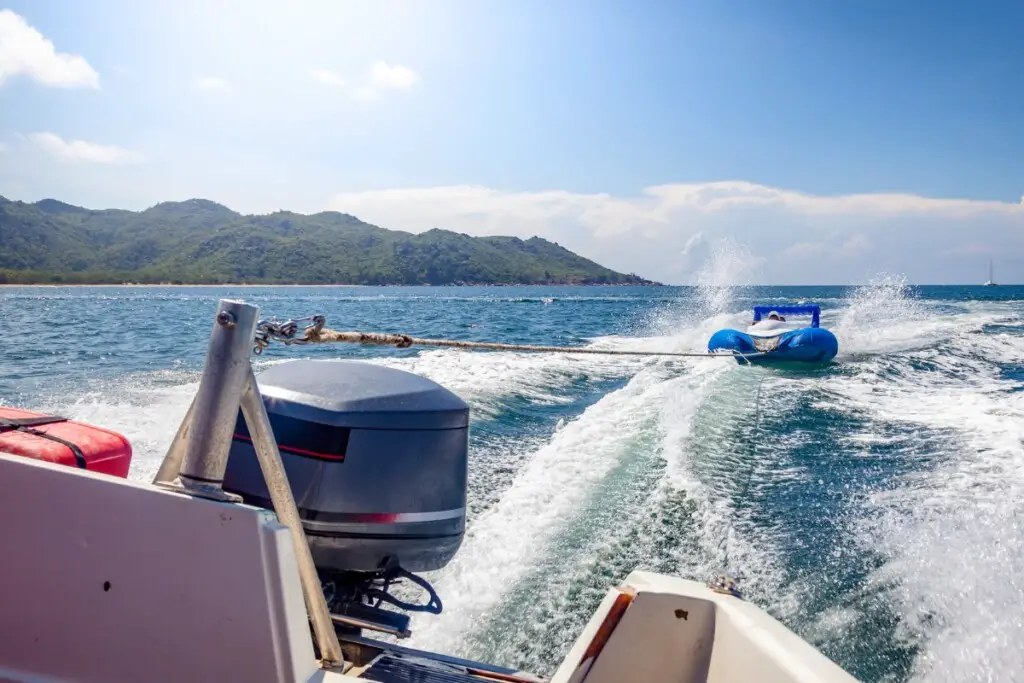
[{"xmin": 2, "ymin": 280, "xmax": 1023, "ymax": 683}]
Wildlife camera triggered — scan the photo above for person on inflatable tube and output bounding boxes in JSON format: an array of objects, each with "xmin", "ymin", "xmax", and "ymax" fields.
[{"xmin": 752, "ymin": 311, "xmax": 785, "ymax": 325}]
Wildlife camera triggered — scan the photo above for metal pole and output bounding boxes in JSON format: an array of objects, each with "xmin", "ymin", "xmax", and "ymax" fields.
[
  {"xmin": 160, "ymin": 299, "xmax": 258, "ymax": 502},
  {"xmin": 239, "ymin": 368, "xmax": 346, "ymax": 669},
  {"xmin": 152, "ymin": 395, "xmax": 197, "ymax": 484}
]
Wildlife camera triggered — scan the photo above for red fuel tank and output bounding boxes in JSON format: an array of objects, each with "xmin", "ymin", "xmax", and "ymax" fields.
[{"xmin": 0, "ymin": 407, "xmax": 132, "ymax": 478}]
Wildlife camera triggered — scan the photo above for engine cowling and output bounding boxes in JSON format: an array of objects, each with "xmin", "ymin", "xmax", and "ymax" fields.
[{"xmin": 222, "ymin": 359, "xmax": 469, "ymax": 575}]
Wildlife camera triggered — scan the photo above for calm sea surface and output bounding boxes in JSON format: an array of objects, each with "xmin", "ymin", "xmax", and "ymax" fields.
[{"xmin": 2, "ymin": 281, "xmax": 1023, "ymax": 683}]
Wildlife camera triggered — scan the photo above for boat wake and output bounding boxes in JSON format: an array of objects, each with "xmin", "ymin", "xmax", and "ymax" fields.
[
  {"xmin": 3, "ymin": 271, "xmax": 1022, "ymax": 683},
  {"xmin": 402, "ymin": 275, "xmax": 1024, "ymax": 682}
]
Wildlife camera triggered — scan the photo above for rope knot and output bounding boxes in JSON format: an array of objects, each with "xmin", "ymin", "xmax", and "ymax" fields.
[{"xmin": 709, "ymin": 573, "xmax": 743, "ymax": 599}]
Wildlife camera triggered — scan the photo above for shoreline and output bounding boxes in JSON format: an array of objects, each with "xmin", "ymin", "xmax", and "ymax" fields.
[{"xmin": 0, "ymin": 282, "xmax": 665, "ymax": 288}]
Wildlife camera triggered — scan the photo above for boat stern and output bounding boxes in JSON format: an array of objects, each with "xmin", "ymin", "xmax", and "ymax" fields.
[{"xmin": 551, "ymin": 570, "xmax": 857, "ymax": 683}]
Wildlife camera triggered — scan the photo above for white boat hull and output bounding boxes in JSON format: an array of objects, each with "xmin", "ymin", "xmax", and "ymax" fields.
[
  {"xmin": 0, "ymin": 450, "xmax": 857, "ymax": 683},
  {"xmin": 553, "ymin": 572, "xmax": 857, "ymax": 683}
]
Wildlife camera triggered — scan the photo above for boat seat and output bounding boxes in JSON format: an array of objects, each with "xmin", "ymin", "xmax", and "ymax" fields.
[{"xmin": 550, "ymin": 572, "xmax": 857, "ymax": 683}]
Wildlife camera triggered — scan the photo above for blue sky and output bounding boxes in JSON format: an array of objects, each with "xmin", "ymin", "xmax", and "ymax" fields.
[{"xmin": 1, "ymin": 0, "xmax": 1022, "ymax": 284}]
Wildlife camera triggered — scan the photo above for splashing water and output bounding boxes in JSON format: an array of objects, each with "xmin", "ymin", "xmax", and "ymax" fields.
[
  {"xmin": 3, "ymin": 283, "xmax": 1024, "ymax": 682},
  {"xmin": 834, "ymin": 274, "xmax": 934, "ymax": 356},
  {"xmin": 645, "ymin": 238, "xmax": 762, "ymax": 338},
  {"xmin": 695, "ymin": 237, "xmax": 761, "ymax": 318}
]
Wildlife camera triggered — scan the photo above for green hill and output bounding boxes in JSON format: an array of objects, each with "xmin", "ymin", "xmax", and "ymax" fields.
[{"xmin": 0, "ymin": 196, "xmax": 658, "ymax": 285}]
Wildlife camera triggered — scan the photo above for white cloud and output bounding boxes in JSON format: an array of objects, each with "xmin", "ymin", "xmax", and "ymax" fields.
[
  {"xmin": 352, "ymin": 86, "xmax": 380, "ymax": 102},
  {"xmin": 841, "ymin": 233, "xmax": 872, "ymax": 254},
  {"xmin": 368, "ymin": 61, "xmax": 418, "ymax": 90},
  {"xmin": 29, "ymin": 132, "xmax": 142, "ymax": 164},
  {"xmin": 309, "ymin": 69, "xmax": 346, "ymax": 87},
  {"xmin": 6, "ymin": 143, "xmax": 1020, "ymax": 285},
  {"xmin": 326, "ymin": 182, "xmax": 1024, "ymax": 285},
  {"xmin": 0, "ymin": 10, "xmax": 99, "ymax": 88},
  {"xmin": 0, "ymin": 142, "xmax": 8, "ymax": 153},
  {"xmin": 194, "ymin": 77, "xmax": 232, "ymax": 94},
  {"xmin": 308, "ymin": 61, "xmax": 418, "ymax": 102}
]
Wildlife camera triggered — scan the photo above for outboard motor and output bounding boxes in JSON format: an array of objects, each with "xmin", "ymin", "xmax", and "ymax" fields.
[{"xmin": 222, "ymin": 359, "xmax": 469, "ymax": 638}]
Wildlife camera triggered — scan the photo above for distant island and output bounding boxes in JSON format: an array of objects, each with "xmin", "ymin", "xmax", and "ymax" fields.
[{"xmin": 0, "ymin": 196, "xmax": 660, "ymax": 286}]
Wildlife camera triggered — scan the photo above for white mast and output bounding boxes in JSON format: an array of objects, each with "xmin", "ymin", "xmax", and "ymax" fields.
[{"xmin": 984, "ymin": 260, "xmax": 997, "ymax": 287}]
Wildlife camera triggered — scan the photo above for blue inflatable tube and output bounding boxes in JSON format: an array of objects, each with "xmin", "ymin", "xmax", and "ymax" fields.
[{"xmin": 708, "ymin": 305, "xmax": 839, "ymax": 366}]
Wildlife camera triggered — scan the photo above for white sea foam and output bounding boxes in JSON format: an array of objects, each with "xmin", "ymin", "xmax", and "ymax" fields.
[
  {"xmin": 850, "ymin": 384, "xmax": 1024, "ymax": 682},
  {"xmin": 403, "ymin": 322, "xmax": 740, "ymax": 652},
  {"xmin": 33, "ymin": 375, "xmax": 197, "ymax": 482},
  {"xmin": 366, "ymin": 348, "xmax": 643, "ymax": 417},
  {"xmin": 29, "ymin": 344, "xmax": 651, "ymax": 482},
  {"xmin": 405, "ymin": 243, "xmax": 774, "ymax": 656},
  {"xmin": 822, "ymin": 280, "xmax": 1024, "ymax": 682},
  {"xmin": 406, "ymin": 363, "xmax": 679, "ymax": 653},
  {"xmin": 11, "ymin": 264, "xmax": 1024, "ymax": 682}
]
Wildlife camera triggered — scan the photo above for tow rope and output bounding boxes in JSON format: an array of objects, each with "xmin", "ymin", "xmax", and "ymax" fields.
[
  {"xmin": 252, "ymin": 315, "xmax": 766, "ymax": 362},
  {"xmin": 709, "ymin": 371, "xmax": 769, "ymax": 599},
  {"xmin": 253, "ymin": 312, "xmax": 773, "ymax": 597}
]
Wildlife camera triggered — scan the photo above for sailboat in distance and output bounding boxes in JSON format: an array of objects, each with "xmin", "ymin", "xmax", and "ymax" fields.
[{"xmin": 984, "ymin": 259, "xmax": 997, "ymax": 287}]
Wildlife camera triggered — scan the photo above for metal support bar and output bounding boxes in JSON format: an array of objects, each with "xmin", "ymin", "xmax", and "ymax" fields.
[
  {"xmin": 160, "ymin": 299, "xmax": 258, "ymax": 502},
  {"xmin": 331, "ymin": 613, "xmax": 409, "ymax": 639},
  {"xmin": 152, "ymin": 394, "xmax": 196, "ymax": 484},
  {"xmin": 239, "ymin": 368, "xmax": 346, "ymax": 669}
]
